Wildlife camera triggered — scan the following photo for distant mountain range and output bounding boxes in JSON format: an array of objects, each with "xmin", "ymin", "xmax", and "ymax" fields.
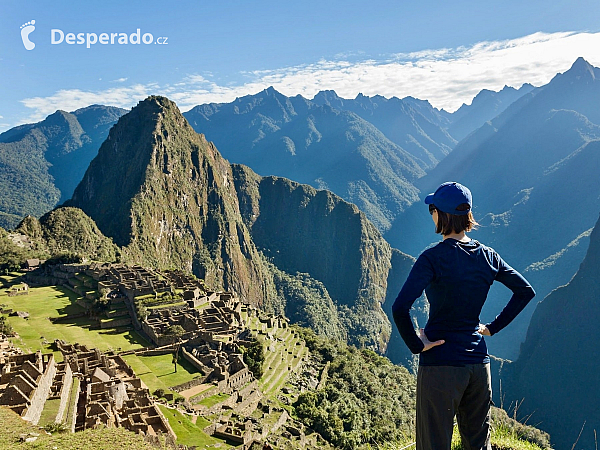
[
  {"xmin": 310, "ymin": 90, "xmax": 456, "ymax": 168},
  {"xmin": 0, "ymin": 105, "xmax": 126, "ymax": 229},
  {"xmin": 182, "ymin": 85, "xmax": 532, "ymax": 233},
  {"xmin": 0, "ymin": 80, "xmax": 532, "ymax": 236},
  {"xmin": 184, "ymin": 87, "xmax": 426, "ymax": 232},
  {"xmin": 448, "ymin": 83, "xmax": 535, "ymax": 141}
]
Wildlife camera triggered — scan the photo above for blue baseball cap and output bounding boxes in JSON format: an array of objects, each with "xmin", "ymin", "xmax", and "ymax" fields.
[{"xmin": 424, "ymin": 182, "xmax": 472, "ymax": 215}]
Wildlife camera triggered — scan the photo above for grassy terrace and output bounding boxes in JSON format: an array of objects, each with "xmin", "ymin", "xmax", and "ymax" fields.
[
  {"xmin": 0, "ymin": 275, "xmax": 147, "ymax": 357},
  {"xmin": 241, "ymin": 312, "xmax": 307, "ymax": 398},
  {"xmin": 0, "ymin": 273, "xmax": 202, "ymax": 396},
  {"xmin": 158, "ymin": 405, "xmax": 234, "ymax": 448},
  {"xmin": 37, "ymin": 397, "xmax": 61, "ymax": 427},
  {"xmin": 147, "ymin": 301, "xmax": 186, "ymax": 310},
  {"xmin": 122, "ymin": 353, "xmax": 202, "ymax": 395},
  {"xmin": 196, "ymin": 392, "xmax": 230, "ymax": 408}
]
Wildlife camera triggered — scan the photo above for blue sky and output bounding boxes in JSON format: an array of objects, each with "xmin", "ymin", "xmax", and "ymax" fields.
[{"xmin": 2, "ymin": 0, "xmax": 600, "ymax": 131}]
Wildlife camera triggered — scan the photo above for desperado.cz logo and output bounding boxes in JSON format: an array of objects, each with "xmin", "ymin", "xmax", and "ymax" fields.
[
  {"xmin": 20, "ymin": 20, "xmax": 36, "ymax": 50},
  {"xmin": 20, "ymin": 19, "xmax": 168, "ymax": 50}
]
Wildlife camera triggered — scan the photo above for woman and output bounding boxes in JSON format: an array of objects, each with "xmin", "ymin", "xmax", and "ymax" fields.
[{"xmin": 392, "ymin": 181, "xmax": 535, "ymax": 450}]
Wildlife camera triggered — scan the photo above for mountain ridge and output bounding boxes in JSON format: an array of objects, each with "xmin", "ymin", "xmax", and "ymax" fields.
[{"xmin": 184, "ymin": 88, "xmax": 425, "ymax": 232}]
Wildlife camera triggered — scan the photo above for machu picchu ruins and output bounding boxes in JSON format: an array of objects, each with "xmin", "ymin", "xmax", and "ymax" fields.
[{"xmin": 0, "ymin": 261, "xmax": 319, "ymax": 449}]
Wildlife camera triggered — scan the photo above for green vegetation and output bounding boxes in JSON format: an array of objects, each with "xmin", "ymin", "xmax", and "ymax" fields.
[
  {"xmin": 43, "ymin": 421, "xmax": 68, "ymax": 434},
  {"xmin": 197, "ymin": 392, "xmax": 230, "ymax": 408},
  {"xmin": 163, "ymin": 324, "xmax": 185, "ymax": 339},
  {"xmin": 233, "ymin": 163, "xmax": 393, "ymax": 351},
  {"xmin": 0, "ymin": 281, "xmax": 147, "ymax": 354},
  {"xmin": 294, "ymin": 333, "xmax": 416, "ymax": 449},
  {"xmin": 64, "ymin": 377, "xmax": 80, "ymax": 431},
  {"xmin": 0, "ymin": 227, "xmax": 47, "ymax": 272},
  {"xmin": 157, "ymin": 405, "xmax": 232, "ymax": 448},
  {"xmin": 0, "ymin": 314, "xmax": 13, "ymax": 335},
  {"xmin": 239, "ymin": 335, "xmax": 265, "ymax": 379},
  {"xmin": 122, "ymin": 353, "xmax": 201, "ymax": 395},
  {"xmin": 135, "ymin": 291, "xmax": 183, "ymax": 310},
  {"xmin": 14, "ymin": 208, "xmax": 120, "ymax": 263},
  {"xmin": 292, "ymin": 327, "xmax": 411, "ymax": 447},
  {"xmin": 37, "ymin": 397, "xmax": 61, "ymax": 427},
  {"xmin": 448, "ymin": 409, "xmax": 550, "ymax": 450},
  {"xmin": 240, "ymin": 313, "xmax": 307, "ymax": 397},
  {"xmin": 292, "ymin": 327, "xmax": 548, "ymax": 450},
  {"xmin": 1, "ymin": 207, "xmax": 119, "ymax": 274},
  {"xmin": 269, "ymin": 262, "xmax": 347, "ymax": 341},
  {"xmin": 0, "ymin": 130, "xmax": 61, "ymax": 230},
  {"xmin": 0, "ymin": 106, "xmax": 125, "ymax": 230}
]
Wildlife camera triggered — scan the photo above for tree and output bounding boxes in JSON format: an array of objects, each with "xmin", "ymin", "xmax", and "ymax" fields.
[
  {"xmin": 137, "ymin": 305, "xmax": 149, "ymax": 322},
  {"xmin": 164, "ymin": 325, "xmax": 185, "ymax": 339},
  {"xmin": 0, "ymin": 315, "xmax": 13, "ymax": 336},
  {"xmin": 240, "ymin": 338, "xmax": 265, "ymax": 379},
  {"xmin": 163, "ymin": 325, "xmax": 185, "ymax": 373}
]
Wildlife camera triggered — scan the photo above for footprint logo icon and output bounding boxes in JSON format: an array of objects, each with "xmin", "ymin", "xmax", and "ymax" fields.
[{"xmin": 20, "ymin": 20, "xmax": 36, "ymax": 50}]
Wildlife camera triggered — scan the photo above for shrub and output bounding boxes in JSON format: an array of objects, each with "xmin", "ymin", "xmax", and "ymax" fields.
[{"xmin": 44, "ymin": 421, "xmax": 67, "ymax": 434}]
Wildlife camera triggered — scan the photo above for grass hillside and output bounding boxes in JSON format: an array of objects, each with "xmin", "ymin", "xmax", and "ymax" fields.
[{"xmin": 0, "ymin": 407, "xmax": 157, "ymax": 450}]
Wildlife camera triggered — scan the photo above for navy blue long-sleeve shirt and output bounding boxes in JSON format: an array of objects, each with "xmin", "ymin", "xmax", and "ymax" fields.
[{"xmin": 392, "ymin": 238, "xmax": 535, "ymax": 366}]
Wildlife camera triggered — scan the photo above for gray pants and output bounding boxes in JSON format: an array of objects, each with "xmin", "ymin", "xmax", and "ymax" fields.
[{"xmin": 416, "ymin": 364, "xmax": 492, "ymax": 450}]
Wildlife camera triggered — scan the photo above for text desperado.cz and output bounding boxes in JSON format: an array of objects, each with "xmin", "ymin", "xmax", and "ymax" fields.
[{"xmin": 51, "ymin": 29, "xmax": 168, "ymax": 48}]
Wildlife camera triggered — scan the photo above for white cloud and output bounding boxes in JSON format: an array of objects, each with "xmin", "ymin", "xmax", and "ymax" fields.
[
  {"xmin": 19, "ymin": 84, "xmax": 159, "ymax": 123},
  {"xmin": 111, "ymin": 77, "xmax": 128, "ymax": 83},
  {"xmin": 14, "ymin": 30, "xmax": 600, "ymax": 129}
]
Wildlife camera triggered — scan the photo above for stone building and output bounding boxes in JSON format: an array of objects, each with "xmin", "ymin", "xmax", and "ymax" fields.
[
  {"xmin": 185, "ymin": 341, "xmax": 254, "ymax": 393},
  {"xmin": 56, "ymin": 341, "xmax": 175, "ymax": 439},
  {"xmin": 0, "ymin": 351, "xmax": 57, "ymax": 424},
  {"xmin": 87, "ymin": 263, "xmax": 172, "ymax": 300},
  {"xmin": 142, "ymin": 291, "xmax": 243, "ymax": 346}
]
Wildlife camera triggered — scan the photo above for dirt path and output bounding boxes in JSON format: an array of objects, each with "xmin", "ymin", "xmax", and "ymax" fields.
[{"xmin": 179, "ymin": 383, "xmax": 213, "ymax": 400}]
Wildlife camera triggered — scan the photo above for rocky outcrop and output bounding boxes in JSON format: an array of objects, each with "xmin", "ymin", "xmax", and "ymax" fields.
[{"xmin": 503, "ymin": 213, "xmax": 600, "ymax": 449}]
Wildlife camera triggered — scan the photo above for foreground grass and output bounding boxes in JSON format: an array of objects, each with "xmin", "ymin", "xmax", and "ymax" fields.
[
  {"xmin": 451, "ymin": 423, "xmax": 548, "ymax": 450},
  {"xmin": 376, "ymin": 422, "xmax": 548, "ymax": 450},
  {"xmin": 0, "ymin": 407, "xmax": 156, "ymax": 450}
]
